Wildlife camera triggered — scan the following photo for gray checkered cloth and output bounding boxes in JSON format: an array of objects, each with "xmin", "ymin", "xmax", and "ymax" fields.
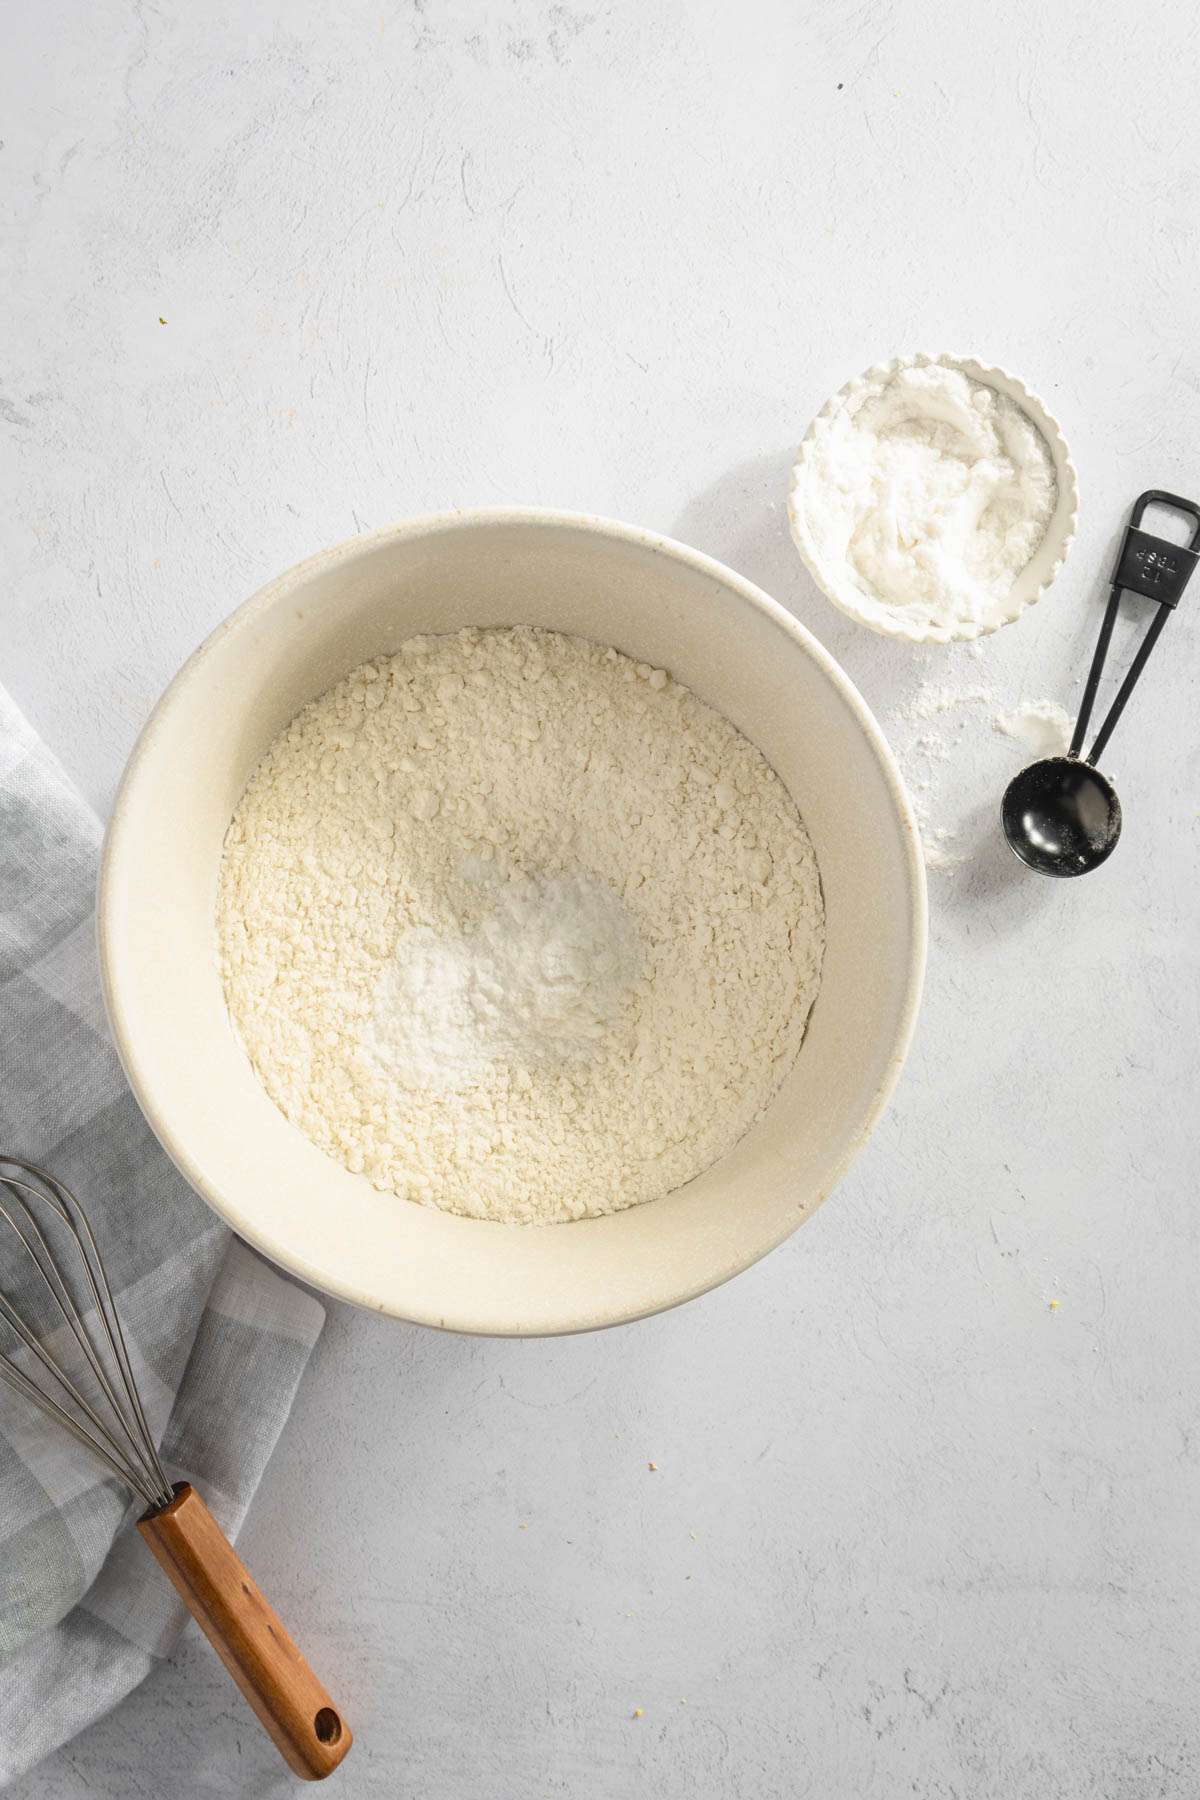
[{"xmin": 0, "ymin": 683, "xmax": 325, "ymax": 1787}]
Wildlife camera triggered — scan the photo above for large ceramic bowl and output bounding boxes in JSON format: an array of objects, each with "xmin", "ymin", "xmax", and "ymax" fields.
[{"xmin": 99, "ymin": 509, "xmax": 926, "ymax": 1335}]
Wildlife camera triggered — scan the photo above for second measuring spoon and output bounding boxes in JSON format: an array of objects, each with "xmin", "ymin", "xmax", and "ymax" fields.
[{"xmin": 1002, "ymin": 489, "xmax": 1198, "ymax": 877}]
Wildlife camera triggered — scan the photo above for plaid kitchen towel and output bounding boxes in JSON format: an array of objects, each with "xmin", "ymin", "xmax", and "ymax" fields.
[{"xmin": 0, "ymin": 683, "xmax": 325, "ymax": 1787}]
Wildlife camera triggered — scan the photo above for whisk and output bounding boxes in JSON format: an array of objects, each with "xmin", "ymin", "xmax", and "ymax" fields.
[{"xmin": 0, "ymin": 1156, "xmax": 351, "ymax": 1781}]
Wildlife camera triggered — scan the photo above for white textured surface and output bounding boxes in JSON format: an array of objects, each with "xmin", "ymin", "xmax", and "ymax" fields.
[{"xmin": 4, "ymin": 1, "xmax": 1199, "ymax": 1795}]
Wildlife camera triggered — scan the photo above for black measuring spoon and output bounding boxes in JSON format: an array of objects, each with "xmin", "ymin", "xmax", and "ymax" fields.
[{"xmin": 1002, "ymin": 490, "xmax": 1199, "ymax": 877}]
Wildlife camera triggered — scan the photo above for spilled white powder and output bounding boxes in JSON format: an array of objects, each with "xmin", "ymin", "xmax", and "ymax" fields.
[
  {"xmin": 801, "ymin": 361, "xmax": 1057, "ymax": 633},
  {"xmin": 993, "ymin": 700, "xmax": 1071, "ymax": 760},
  {"xmin": 897, "ymin": 680, "xmax": 1070, "ymax": 870},
  {"xmin": 218, "ymin": 627, "xmax": 825, "ymax": 1224}
]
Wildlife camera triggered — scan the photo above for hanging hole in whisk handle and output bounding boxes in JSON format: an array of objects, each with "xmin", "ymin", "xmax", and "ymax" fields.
[{"xmin": 314, "ymin": 1707, "xmax": 344, "ymax": 1745}]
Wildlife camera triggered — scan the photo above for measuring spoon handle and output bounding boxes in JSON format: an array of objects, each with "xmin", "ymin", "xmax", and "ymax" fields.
[{"xmin": 1069, "ymin": 490, "xmax": 1198, "ymax": 765}]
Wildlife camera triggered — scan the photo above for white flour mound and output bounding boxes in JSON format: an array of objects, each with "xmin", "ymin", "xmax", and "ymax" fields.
[
  {"xmin": 218, "ymin": 627, "xmax": 825, "ymax": 1224},
  {"xmin": 803, "ymin": 361, "xmax": 1057, "ymax": 633}
]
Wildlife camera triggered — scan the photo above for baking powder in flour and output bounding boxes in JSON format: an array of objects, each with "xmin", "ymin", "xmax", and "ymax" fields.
[
  {"xmin": 218, "ymin": 627, "xmax": 824, "ymax": 1224},
  {"xmin": 369, "ymin": 867, "xmax": 643, "ymax": 1085}
]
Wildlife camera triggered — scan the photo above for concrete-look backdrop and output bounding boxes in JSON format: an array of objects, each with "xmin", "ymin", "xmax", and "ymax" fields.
[{"xmin": 4, "ymin": 2, "xmax": 1198, "ymax": 1795}]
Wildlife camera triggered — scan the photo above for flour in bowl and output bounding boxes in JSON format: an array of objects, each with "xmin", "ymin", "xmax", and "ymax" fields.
[
  {"xmin": 217, "ymin": 627, "xmax": 824, "ymax": 1224},
  {"xmin": 368, "ymin": 867, "xmax": 643, "ymax": 1086}
]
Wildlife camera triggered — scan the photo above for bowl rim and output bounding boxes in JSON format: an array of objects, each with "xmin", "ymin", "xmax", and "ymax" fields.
[
  {"xmin": 787, "ymin": 351, "xmax": 1080, "ymax": 645},
  {"xmin": 99, "ymin": 506, "xmax": 928, "ymax": 1334}
]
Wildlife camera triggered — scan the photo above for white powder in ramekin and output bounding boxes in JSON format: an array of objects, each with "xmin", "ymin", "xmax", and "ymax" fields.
[{"xmin": 802, "ymin": 361, "xmax": 1057, "ymax": 634}]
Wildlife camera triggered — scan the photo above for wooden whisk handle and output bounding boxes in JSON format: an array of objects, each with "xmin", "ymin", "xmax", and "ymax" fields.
[{"xmin": 138, "ymin": 1482, "xmax": 351, "ymax": 1781}]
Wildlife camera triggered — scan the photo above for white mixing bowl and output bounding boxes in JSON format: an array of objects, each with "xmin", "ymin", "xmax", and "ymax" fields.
[{"xmin": 99, "ymin": 509, "xmax": 926, "ymax": 1335}]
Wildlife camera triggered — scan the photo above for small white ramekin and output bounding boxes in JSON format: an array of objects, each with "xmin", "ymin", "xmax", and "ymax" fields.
[{"xmin": 787, "ymin": 352, "xmax": 1079, "ymax": 645}]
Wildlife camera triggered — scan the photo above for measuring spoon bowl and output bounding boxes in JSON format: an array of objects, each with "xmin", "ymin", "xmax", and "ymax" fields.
[{"xmin": 1001, "ymin": 757, "xmax": 1122, "ymax": 877}]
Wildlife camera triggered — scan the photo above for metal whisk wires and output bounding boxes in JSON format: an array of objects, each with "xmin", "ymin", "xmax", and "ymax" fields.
[{"xmin": 0, "ymin": 1156, "xmax": 173, "ymax": 1511}]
